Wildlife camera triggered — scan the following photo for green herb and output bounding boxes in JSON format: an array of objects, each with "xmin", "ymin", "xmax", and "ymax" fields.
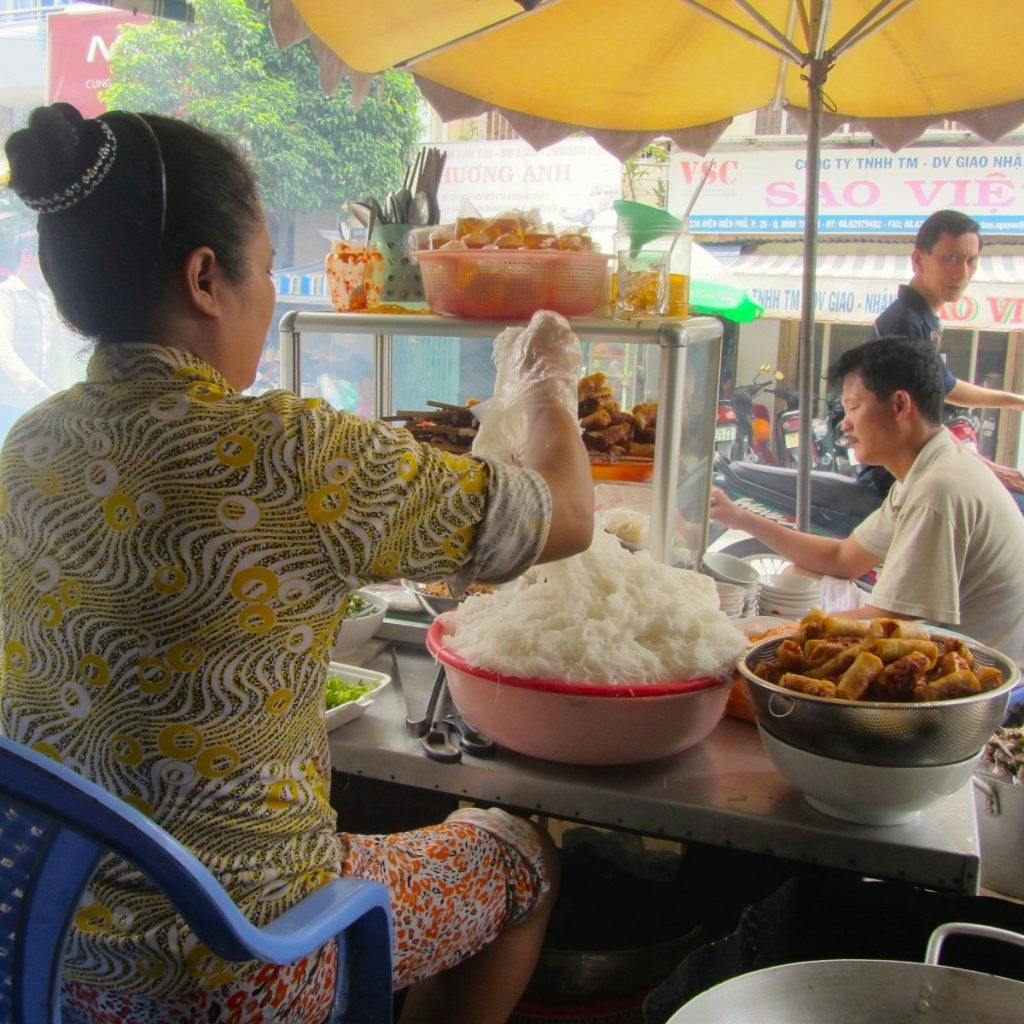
[
  {"xmin": 325, "ymin": 676, "xmax": 372, "ymax": 709},
  {"xmin": 344, "ymin": 593, "xmax": 374, "ymax": 618}
]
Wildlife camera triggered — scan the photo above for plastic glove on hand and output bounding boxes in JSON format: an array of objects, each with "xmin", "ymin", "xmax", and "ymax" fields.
[{"xmin": 473, "ymin": 310, "xmax": 583, "ymax": 464}]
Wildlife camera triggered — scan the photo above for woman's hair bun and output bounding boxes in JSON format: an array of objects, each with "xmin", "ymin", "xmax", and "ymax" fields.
[{"xmin": 6, "ymin": 102, "xmax": 101, "ymax": 202}]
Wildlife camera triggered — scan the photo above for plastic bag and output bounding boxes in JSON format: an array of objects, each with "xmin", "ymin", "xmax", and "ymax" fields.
[{"xmin": 472, "ymin": 309, "xmax": 583, "ymax": 465}]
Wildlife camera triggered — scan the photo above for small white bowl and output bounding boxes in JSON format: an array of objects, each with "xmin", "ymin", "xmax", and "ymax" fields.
[
  {"xmin": 714, "ymin": 579, "xmax": 753, "ymax": 597},
  {"xmin": 759, "ymin": 595, "xmax": 817, "ymax": 609},
  {"xmin": 703, "ymin": 551, "xmax": 759, "ymax": 587},
  {"xmin": 759, "ymin": 724, "xmax": 980, "ymax": 826},
  {"xmin": 758, "ymin": 573, "xmax": 822, "ymax": 595},
  {"xmin": 759, "ymin": 597, "xmax": 819, "ymax": 610},
  {"xmin": 332, "ymin": 589, "xmax": 387, "ymax": 659}
]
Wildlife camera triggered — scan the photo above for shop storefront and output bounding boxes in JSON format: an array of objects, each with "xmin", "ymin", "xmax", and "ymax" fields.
[{"xmin": 668, "ymin": 142, "xmax": 1024, "ymax": 467}]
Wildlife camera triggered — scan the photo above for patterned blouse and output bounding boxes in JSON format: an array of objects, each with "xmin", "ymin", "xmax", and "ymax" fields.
[{"xmin": 0, "ymin": 343, "xmax": 550, "ymax": 997}]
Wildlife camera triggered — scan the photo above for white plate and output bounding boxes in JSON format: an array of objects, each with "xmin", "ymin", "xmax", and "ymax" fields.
[
  {"xmin": 362, "ymin": 581, "xmax": 419, "ymax": 614},
  {"xmin": 324, "ymin": 661, "xmax": 390, "ymax": 731},
  {"xmin": 739, "ymin": 615, "xmax": 793, "ymax": 637}
]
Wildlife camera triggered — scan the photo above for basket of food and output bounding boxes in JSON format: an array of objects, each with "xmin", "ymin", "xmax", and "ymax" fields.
[
  {"xmin": 412, "ymin": 249, "xmax": 610, "ymax": 319},
  {"xmin": 738, "ymin": 610, "xmax": 1018, "ymax": 768},
  {"xmin": 737, "ymin": 610, "xmax": 1019, "ymax": 825}
]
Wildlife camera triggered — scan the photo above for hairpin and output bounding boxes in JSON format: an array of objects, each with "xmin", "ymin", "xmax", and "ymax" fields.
[{"xmin": 19, "ymin": 121, "xmax": 117, "ymax": 215}]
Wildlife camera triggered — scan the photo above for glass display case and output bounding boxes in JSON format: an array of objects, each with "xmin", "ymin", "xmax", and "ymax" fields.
[{"xmin": 278, "ymin": 312, "xmax": 723, "ymax": 570}]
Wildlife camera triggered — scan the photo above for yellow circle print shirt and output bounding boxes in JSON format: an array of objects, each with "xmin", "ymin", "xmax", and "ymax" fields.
[{"xmin": 0, "ymin": 343, "xmax": 550, "ymax": 998}]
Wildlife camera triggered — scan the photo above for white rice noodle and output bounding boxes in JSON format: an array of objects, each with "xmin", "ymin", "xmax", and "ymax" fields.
[{"xmin": 446, "ymin": 529, "xmax": 746, "ymax": 685}]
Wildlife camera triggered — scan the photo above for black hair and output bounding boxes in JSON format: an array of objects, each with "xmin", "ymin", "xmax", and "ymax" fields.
[
  {"xmin": 827, "ymin": 336, "xmax": 945, "ymax": 425},
  {"xmin": 915, "ymin": 209, "xmax": 982, "ymax": 253},
  {"xmin": 5, "ymin": 103, "xmax": 261, "ymax": 345}
]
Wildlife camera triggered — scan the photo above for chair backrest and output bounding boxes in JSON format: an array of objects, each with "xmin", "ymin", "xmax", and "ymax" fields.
[{"xmin": 0, "ymin": 736, "xmax": 391, "ymax": 1023}]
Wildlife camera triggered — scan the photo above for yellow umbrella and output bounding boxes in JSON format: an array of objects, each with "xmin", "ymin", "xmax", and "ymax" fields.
[{"xmin": 271, "ymin": 0, "xmax": 1024, "ymax": 527}]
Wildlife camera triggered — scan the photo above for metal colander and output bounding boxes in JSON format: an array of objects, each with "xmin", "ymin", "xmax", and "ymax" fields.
[{"xmin": 738, "ymin": 633, "xmax": 1019, "ymax": 767}]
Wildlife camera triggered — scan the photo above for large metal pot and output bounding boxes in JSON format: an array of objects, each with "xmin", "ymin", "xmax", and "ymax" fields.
[
  {"xmin": 666, "ymin": 923, "xmax": 1024, "ymax": 1023},
  {"xmin": 974, "ymin": 772, "xmax": 1024, "ymax": 898}
]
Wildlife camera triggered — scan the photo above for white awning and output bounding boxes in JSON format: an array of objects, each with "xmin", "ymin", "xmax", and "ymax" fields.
[{"xmin": 725, "ymin": 253, "xmax": 1024, "ymax": 330}]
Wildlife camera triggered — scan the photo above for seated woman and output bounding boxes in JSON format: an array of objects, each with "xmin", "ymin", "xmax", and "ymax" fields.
[{"xmin": 1, "ymin": 104, "xmax": 594, "ymax": 1024}]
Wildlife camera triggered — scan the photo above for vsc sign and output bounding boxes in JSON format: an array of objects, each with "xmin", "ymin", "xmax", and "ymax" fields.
[{"xmin": 47, "ymin": 10, "xmax": 150, "ymax": 117}]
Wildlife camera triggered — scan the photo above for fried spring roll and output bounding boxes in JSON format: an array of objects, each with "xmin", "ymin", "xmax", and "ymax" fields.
[
  {"xmin": 914, "ymin": 668, "xmax": 980, "ymax": 702},
  {"xmin": 867, "ymin": 618, "xmax": 930, "ymax": 640},
  {"xmin": 863, "ymin": 637, "xmax": 939, "ymax": 668},
  {"xmin": 780, "ymin": 673, "xmax": 838, "ymax": 698},
  {"xmin": 835, "ymin": 651, "xmax": 885, "ymax": 701},
  {"xmin": 777, "ymin": 639, "xmax": 805, "ymax": 671},
  {"xmin": 803, "ymin": 638, "xmax": 856, "ymax": 666},
  {"xmin": 936, "ymin": 650, "xmax": 972, "ymax": 678},
  {"xmin": 976, "ymin": 666, "xmax": 1005, "ymax": 692},
  {"xmin": 754, "ymin": 659, "xmax": 786, "ymax": 685},
  {"xmin": 868, "ymin": 651, "xmax": 932, "ymax": 702},
  {"xmin": 807, "ymin": 644, "xmax": 863, "ymax": 679},
  {"xmin": 939, "ymin": 637, "xmax": 975, "ymax": 667},
  {"xmin": 824, "ymin": 615, "xmax": 872, "ymax": 639},
  {"xmin": 796, "ymin": 608, "xmax": 829, "ymax": 640}
]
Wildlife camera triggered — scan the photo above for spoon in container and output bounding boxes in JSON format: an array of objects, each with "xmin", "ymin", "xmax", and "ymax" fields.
[{"xmin": 409, "ymin": 190, "xmax": 431, "ymax": 226}]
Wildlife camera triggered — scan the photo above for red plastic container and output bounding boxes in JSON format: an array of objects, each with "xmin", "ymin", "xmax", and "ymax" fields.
[{"xmin": 413, "ymin": 249, "xmax": 611, "ymax": 319}]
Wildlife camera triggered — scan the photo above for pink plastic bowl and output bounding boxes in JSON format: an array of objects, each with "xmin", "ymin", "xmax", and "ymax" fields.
[{"xmin": 426, "ymin": 618, "xmax": 732, "ymax": 765}]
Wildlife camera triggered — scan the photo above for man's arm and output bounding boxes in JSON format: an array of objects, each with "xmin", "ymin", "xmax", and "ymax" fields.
[
  {"xmin": 840, "ymin": 603, "xmax": 917, "ymax": 621},
  {"xmin": 947, "ymin": 378, "xmax": 1024, "ymax": 412},
  {"xmin": 709, "ymin": 488, "xmax": 880, "ymax": 579}
]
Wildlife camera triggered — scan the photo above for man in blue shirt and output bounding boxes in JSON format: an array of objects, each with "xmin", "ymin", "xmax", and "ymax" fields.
[{"xmin": 859, "ymin": 209, "xmax": 1024, "ymax": 498}]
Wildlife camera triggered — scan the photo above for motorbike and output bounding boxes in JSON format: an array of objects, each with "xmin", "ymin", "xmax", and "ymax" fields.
[
  {"xmin": 714, "ymin": 402, "xmax": 740, "ymax": 459},
  {"xmin": 718, "ymin": 365, "xmax": 780, "ymax": 464},
  {"xmin": 944, "ymin": 405, "xmax": 981, "ymax": 452},
  {"xmin": 773, "ymin": 384, "xmax": 837, "ymax": 471}
]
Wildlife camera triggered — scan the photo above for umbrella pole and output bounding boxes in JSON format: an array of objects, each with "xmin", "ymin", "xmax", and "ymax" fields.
[{"xmin": 796, "ymin": 56, "xmax": 828, "ymax": 532}]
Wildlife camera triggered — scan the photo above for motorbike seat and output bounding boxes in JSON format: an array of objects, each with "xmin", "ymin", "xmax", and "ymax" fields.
[{"xmin": 724, "ymin": 460, "xmax": 884, "ymax": 519}]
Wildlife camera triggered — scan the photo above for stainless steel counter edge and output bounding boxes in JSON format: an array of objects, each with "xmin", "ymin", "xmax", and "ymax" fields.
[{"xmin": 327, "ymin": 650, "xmax": 980, "ymax": 894}]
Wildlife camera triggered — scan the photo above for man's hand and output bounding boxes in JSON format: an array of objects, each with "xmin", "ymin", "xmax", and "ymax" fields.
[
  {"xmin": 988, "ymin": 459, "xmax": 1024, "ymax": 494},
  {"xmin": 947, "ymin": 378, "xmax": 1024, "ymax": 412},
  {"xmin": 709, "ymin": 487, "xmax": 746, "ymax": 529}
]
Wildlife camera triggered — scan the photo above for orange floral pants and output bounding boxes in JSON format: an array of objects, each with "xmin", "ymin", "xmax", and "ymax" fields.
[{"xmin": 61, "ymin": 808, "xmax": 547, "ymax": 1024}]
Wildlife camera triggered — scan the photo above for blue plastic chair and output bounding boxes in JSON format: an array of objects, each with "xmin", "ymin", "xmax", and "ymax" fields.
[{"xmin": 0, "ymin": 735, "xmax": 392, "ymax": 1023}]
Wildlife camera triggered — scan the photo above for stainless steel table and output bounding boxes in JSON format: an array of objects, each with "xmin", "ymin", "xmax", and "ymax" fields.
[{"xmin": 328, "ymin": 642, "xmax": 982, "ymax": 894}]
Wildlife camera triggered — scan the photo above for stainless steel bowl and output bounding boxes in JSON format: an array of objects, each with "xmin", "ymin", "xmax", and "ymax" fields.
[
  {"xmin": 401, "ymin": 579, "xmax": 457, "ymax": 617},
  {"xmin": 738, "ymin": 632, "xmax": 1019, "ymax": 767}
]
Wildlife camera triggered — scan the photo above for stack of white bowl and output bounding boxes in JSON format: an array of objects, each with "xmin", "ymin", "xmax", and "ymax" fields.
[
  {"xmin": 757, "ymin": 573, "xmax": 822, "ymax": 619},
  {"xmin": 701, "ymin": 551, "xmax": 760, "ymax": 618},
  {"xmin": 712, "ymin": 579, "xmax": 749, "ymax": 618}
]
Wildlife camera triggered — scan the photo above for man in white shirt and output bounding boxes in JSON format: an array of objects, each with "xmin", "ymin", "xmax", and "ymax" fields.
[{"xmin": 710, "ymin": 336, "xmax": 1024, "ymax": 662}]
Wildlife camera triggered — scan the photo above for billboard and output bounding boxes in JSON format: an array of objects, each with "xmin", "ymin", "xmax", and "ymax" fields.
[
  {"xmin": 48, "ymin": 9, "xmax": 151, "ymax": 117},
  {"xmin": 435, "ymin": 137, "xmax": 622, "ymax": 228},
  {"xmin": 668, "ymin": 145, "xmax": 1024, "ymax": 236}
]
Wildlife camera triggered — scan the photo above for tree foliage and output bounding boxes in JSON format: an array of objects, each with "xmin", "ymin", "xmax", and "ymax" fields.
[{"xmin": 102, "ymin": 0, "xmax": 423, "ymax": 219}]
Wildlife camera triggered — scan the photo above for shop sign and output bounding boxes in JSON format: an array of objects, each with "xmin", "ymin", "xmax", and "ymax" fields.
[
  {"xmin": 48, "ymin": 10, "xmax": 151, "ymax": 117},
  {"xmin": 745, "ymin": 277, "xmax": 1024, "ymax": 330},
  {"xmin": 668, "ymin": 145, "xmax": 1024, "ymax": 236},
  {"xmin": 435, "ymin": 138, "xmax": 621, "ymax": 227}
]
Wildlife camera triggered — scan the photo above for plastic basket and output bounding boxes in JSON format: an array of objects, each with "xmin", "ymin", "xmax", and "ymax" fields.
[{"xmin": 413, "ymin": 249, "xmax": 610, "ymax": 319}]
